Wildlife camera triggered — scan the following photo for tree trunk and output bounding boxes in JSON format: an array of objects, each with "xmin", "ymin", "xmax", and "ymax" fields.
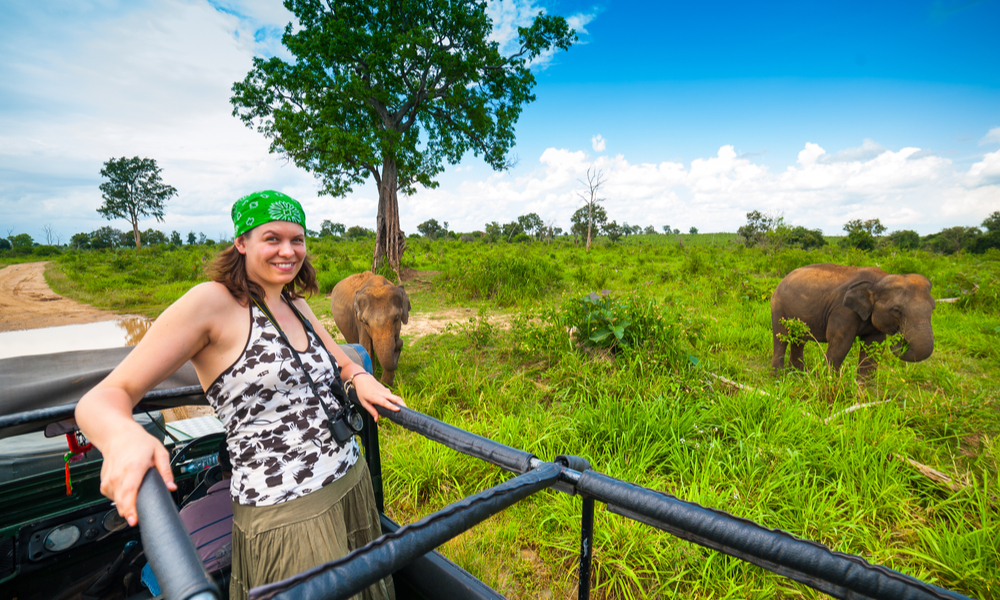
[
  {"xmin": 372, "ymin": 158, "xmax": 405, "ymax": 279},
  {"xmin": 586, "ymin": 202, "xmax": 592, "ymax": 253},
  {"xmin": 132, "ymin": 219, "xmax": 142, "ymax": 249}
]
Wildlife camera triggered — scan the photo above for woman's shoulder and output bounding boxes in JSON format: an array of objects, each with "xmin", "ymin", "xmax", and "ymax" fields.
[{"xmin": 169, "ymin": 282, "xmax": 244, "ymax": 314}]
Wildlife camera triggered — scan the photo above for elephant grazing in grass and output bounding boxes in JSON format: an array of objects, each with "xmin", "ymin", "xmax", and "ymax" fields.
[
  {"xmin": 770, "ymin": 263, "xmax": 935, "ymax": 376},
  {"xmin": 331, "ymin": 272, "xmax": 410, "ymax": 386}
]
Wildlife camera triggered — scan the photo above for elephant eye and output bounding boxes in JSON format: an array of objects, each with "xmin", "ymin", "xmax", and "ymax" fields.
[{"xmin": 890, "ymin": 307, "xmax": 902, "ymax": 316}]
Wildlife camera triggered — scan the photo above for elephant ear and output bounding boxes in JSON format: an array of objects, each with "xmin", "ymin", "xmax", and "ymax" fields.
[
  {"xmin": 398, "ymin": 286, "xmax": 411, "ymax": 324},
  {"xmin": 844, "ymin": 279, "xmax": 875, "ymax": 320},
  {"xmin": 354, "ymin": 289, "xmax": 372, "ymax": 324}
]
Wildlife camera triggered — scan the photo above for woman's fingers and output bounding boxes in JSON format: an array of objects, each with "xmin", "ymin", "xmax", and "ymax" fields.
[
  {"xmin": 154, "ymin": 444, "xmax": 177, "ymax": 492},
  {"xmin": 352, "ymin": 377, "xmax": 406, "ymax": 422},
  {"xmin": 99, "ymin": 430, "xmax": 171, "ymax": 527},
  {"xmin": 118, "ymin": 466, "xmax": 145, "ymax": 527}
]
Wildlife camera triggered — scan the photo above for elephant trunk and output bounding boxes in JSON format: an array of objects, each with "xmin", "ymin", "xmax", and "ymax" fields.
[
  {"xmin": 372, "ymin": 330, "xmax": 403, "ymax": 386},
  {"xmin": 899, "ymin": 322, "xmax": 934, "ymax": 363}
]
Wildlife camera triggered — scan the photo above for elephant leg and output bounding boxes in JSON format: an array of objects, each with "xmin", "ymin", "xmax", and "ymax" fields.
[
  {"xmin": 857, "ymin": 334, "xmax": 883, "ymax": 379},
  {"xmin": 790, "ymin": 343, "xmax": 806, "ymax": 371},
  {"xmin": 771, "ymin": 334, "xmax": 788, "ymax": 373},
  {"xmin": 824, "ymin": 334, "xmax": 855, "ymax": 372}
]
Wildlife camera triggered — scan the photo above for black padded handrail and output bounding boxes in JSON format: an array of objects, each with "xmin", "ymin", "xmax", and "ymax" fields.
[
  {"xmin": 376, "ymin": 406, "xmax": 972, "ymax": 600},
  {"xmin": 376, "ymin": 405, "xmax": 536, "ymax": 474},
  {"xmin": 249, "ymin": 463, "xmax": 563, "ymax": 600},
  {"xmin": 577, "ymin": 470, "xmax": 971, "ymax": 600},
  {"xmin": 136, "ymin": 468, "xmax": 219, "ymax": 600},
  {"xmin": 0, "ymin": 385, "xmax": 205, "ymax": 431}
]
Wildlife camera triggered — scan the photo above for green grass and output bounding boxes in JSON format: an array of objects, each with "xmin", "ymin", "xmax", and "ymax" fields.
[{"xmin": 36, "ymin": 234, "xmax": 1000, "ymax": 599}]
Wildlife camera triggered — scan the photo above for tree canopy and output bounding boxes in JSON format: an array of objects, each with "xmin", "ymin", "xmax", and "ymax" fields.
[
  {"xmin": 98, "ymin": 156, "xmax": 177, "ymax": 249},
  {"xmin": 231, "ymin": 0, "xmax": 575, "ymax": 274}
]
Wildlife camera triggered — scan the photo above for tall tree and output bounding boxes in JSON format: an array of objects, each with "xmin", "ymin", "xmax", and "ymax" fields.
[
  {"xmin": 231, "ymin": 0, "xmax": 576, "ymax": 275},
  {"xmin": 98, "ymin": 157, "xmax": 177, "ymax": 249}
]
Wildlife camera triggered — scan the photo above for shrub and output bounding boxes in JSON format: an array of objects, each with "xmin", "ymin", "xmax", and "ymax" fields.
[
  {"xmin": 444, "ymin": 251, "xmax": 560, "ymax": 306},
  {"xmin": 784, "ymin": 226, "xmax": 826, "ymax": 249},
  {"xmin": 563, "ymin": 291, "xmax": 684, "ymax": 360},
  {"xmin": 886, "ymin": 229, "xmax": 920, "ymax": 250},
  {"xmin": 32, "ymin": 245, "xmax": 61, "ymax": 257}
]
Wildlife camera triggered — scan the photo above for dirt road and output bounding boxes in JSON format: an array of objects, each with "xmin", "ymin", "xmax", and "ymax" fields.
[
  {"xmin": 0, "ymin": 262, "xmax": 118, "ymax": 332},
  {"xmin": 0, "ymin": 261, "xmax": 482, "ymax": 339}
]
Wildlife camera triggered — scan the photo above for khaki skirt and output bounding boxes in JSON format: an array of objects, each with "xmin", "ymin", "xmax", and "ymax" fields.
[{"xmin": 230, "ymin": 459, "xmax": 394, "ymax": 600}]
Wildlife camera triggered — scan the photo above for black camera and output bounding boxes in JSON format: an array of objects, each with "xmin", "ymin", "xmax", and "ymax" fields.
[{"xmin": 327, "ymin": 404, "xmax": 364, "ymax": 445}]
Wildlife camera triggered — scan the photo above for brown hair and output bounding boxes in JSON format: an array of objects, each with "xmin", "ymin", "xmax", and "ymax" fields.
[{"xmin": 207, "ymin": 241, "xmax": 318, "ymax": 304}]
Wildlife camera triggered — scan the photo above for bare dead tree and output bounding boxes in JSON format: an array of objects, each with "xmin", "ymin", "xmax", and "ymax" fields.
[
  {"xmin": 576, "ymin": 166, "xmax": 607, "ymax": 253},
  {"xmin": 42, "ymin": 224, "xmax": 55, "ymax": 245}
]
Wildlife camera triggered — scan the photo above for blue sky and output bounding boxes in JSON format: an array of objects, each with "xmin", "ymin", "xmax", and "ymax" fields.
[{"xmin": 1, "ymin": 0, "xmax": 998, "ymax": 244}]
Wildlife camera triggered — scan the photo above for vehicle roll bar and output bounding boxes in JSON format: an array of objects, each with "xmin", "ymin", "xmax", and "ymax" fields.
[
  {"xmin": 250, "ymin": 463, "xmax": 562, "ymax": 600},
  {"xmin": 246, "ymin": 405, "xmax": 974, "ymax": 600},
  {"xmin": 136, "ymin": 468, "xmax": 219, "ymax": 600}
]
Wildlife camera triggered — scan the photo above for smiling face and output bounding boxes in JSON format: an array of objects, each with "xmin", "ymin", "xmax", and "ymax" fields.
[{"xmin": 234, "ymin": 221, "xmax": 307, "ymax": 292}]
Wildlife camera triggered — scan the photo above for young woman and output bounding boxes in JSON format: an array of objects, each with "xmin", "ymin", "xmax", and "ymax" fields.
[{"xmin": 76, "ymin": 190, "xmax": 402, "ymax": 599}]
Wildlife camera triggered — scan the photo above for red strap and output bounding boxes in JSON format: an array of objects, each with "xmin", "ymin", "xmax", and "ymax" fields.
[
  {"xmin": 63, "ymin": 432, "xmax": 93, "ymax": 496},
  {"xmin": 66, "ymin": 432, "xmax": 93, "ymax": 454}
]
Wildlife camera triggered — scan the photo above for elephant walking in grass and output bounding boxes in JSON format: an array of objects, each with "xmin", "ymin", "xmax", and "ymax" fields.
[
  {"xmin": 770, "ymin": 263, "xmax": 935, "ymax": 377},
  {"xmin": 331, "ymin": 272, "xmax": 411, "ymax": 386}
]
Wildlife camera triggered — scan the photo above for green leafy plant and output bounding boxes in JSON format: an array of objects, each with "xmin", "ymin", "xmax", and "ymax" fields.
[
  {"xmin": 578, "ymin": 291, "xmax": 631, "ymax": 348},
  {"xmin": 777, "ymin": 317, "xmax": 812, "ymax": 345},
  {"xmin": 564, "ymin": 291, "xmax": 684, "ymax": 361}
]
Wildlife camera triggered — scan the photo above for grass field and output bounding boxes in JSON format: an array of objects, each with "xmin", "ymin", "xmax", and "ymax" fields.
[{"xmin": 35, "ymin": 234, "xmax": 1000, "ymax": 599}]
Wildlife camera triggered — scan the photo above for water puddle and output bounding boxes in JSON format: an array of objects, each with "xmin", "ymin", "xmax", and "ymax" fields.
[{"xmin": 0, "ymin": 317, "xmax": 153, "ymax": 360}]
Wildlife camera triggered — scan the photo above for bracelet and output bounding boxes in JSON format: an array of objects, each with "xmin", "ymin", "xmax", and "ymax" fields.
[{"xmin": 345, "ymin": 371, "xmax": 374, "ymax": 388}]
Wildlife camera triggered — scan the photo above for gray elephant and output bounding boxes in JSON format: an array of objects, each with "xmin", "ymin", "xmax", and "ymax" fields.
[
  {"xmin": 331, "ymin": 272, "xmax": 410, "ymax": 386},
  {"xmin": 770, "ymin": 263, "xmax": 935, "ymax": 376}
]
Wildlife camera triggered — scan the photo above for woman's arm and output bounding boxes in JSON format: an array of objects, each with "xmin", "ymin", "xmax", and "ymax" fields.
[
  {"xmin": 75, "ymin": 283, "xmax": 226, "ymax": 525},
  {"xmin": 294, "ymin": 299, "xmax": 406, "ymax": 420}
]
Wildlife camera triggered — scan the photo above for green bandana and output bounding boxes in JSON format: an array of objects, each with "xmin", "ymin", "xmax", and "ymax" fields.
[{"xmin": 231, "ymin": 190, "xmax": 306, "ymax": 238}]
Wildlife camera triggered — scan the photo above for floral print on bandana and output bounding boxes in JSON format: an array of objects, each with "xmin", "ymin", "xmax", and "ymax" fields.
[{"xmin": 268, "ymin": 200, "xmax": 303, "ymax": 224}]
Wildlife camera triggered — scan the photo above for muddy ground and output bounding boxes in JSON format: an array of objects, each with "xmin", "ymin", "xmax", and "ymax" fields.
[{"xmin": 0, "ymin": 262, "xmax": 119, "ymax": 332}]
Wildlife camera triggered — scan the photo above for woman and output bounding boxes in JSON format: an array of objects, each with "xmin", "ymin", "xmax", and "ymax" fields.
[{"xmin": 76, "ymin": 190, "xmax": 402, "ymax": 599}]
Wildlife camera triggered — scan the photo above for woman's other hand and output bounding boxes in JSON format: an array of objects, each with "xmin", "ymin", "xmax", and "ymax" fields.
[
  {"xmin": 351, "ymin": 372, "xmax": 405, "ymax": 421},
  {"xmin": 97, "ymin": 421, "xmax": 176, "ymax": 527}
]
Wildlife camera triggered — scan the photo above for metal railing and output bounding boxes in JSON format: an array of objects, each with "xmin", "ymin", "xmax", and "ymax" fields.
[{"xmin": 246, "ymin": 405, "xmax": 974, "ymax": 600}]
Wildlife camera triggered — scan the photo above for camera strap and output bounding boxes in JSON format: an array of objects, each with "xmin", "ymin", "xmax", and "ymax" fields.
[{"xmin": 249, "ymin": 293, "xmax": 353, "ymax": 438}]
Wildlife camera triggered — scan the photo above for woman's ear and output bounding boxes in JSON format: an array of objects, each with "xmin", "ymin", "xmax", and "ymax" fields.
[{"xmin": 233, "ymin": 234, "xmax": 248, "ymax": 255}]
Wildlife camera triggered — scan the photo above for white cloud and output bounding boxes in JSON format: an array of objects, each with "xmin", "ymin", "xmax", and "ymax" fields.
[
  {"xmin": 817, "ymin": 138, "xmax": 886, "ymax": 163},
  {"xmin": 486, "ymin": 0, "xmax": 590, "ymax": 69},
  {"xmin": 591, "ymin": 134, "xmax": 606, "ymax": 152},
  {"xmin": 980, "ymin": 127, "xmax": 1000, "ymax": 146},
  {"xmin": 966, "ymin": 149, "xmax": 1000, "ymax": 187},
  {"xmin": 398, "ymin": 139, "xmax": 1000, "ymax": 236},
  {"xmin": 0, "ymin": 0, "xmax": 324, "ymax": 240}
]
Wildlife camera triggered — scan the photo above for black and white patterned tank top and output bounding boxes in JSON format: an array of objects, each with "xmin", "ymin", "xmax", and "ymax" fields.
[{"xmin": 205, "ymin": 302, "xmax": 359, "ymax": 506}]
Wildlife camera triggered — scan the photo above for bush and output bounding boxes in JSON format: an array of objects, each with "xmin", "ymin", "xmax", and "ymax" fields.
[
  {"xmin": 784, "ymin": 226, "xmax": 826, "ymax": 249},
  {"xmin": 563, "ymin": 291, "xmax": 684, "ymax": 360},
  {"xmin": 32, "ymin": 245, "xmax": 62, "ymax": 257},
  {"xmin": 887, "ymin": 230, "xmax": 920, "ymax": 250},
  {"xmin": 925, "ymin": 226, "xmax": 981, "ymax": 254},
  {"xmin": 444, "ymin": 251, "xmax": 560, "ymax": 306}
]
